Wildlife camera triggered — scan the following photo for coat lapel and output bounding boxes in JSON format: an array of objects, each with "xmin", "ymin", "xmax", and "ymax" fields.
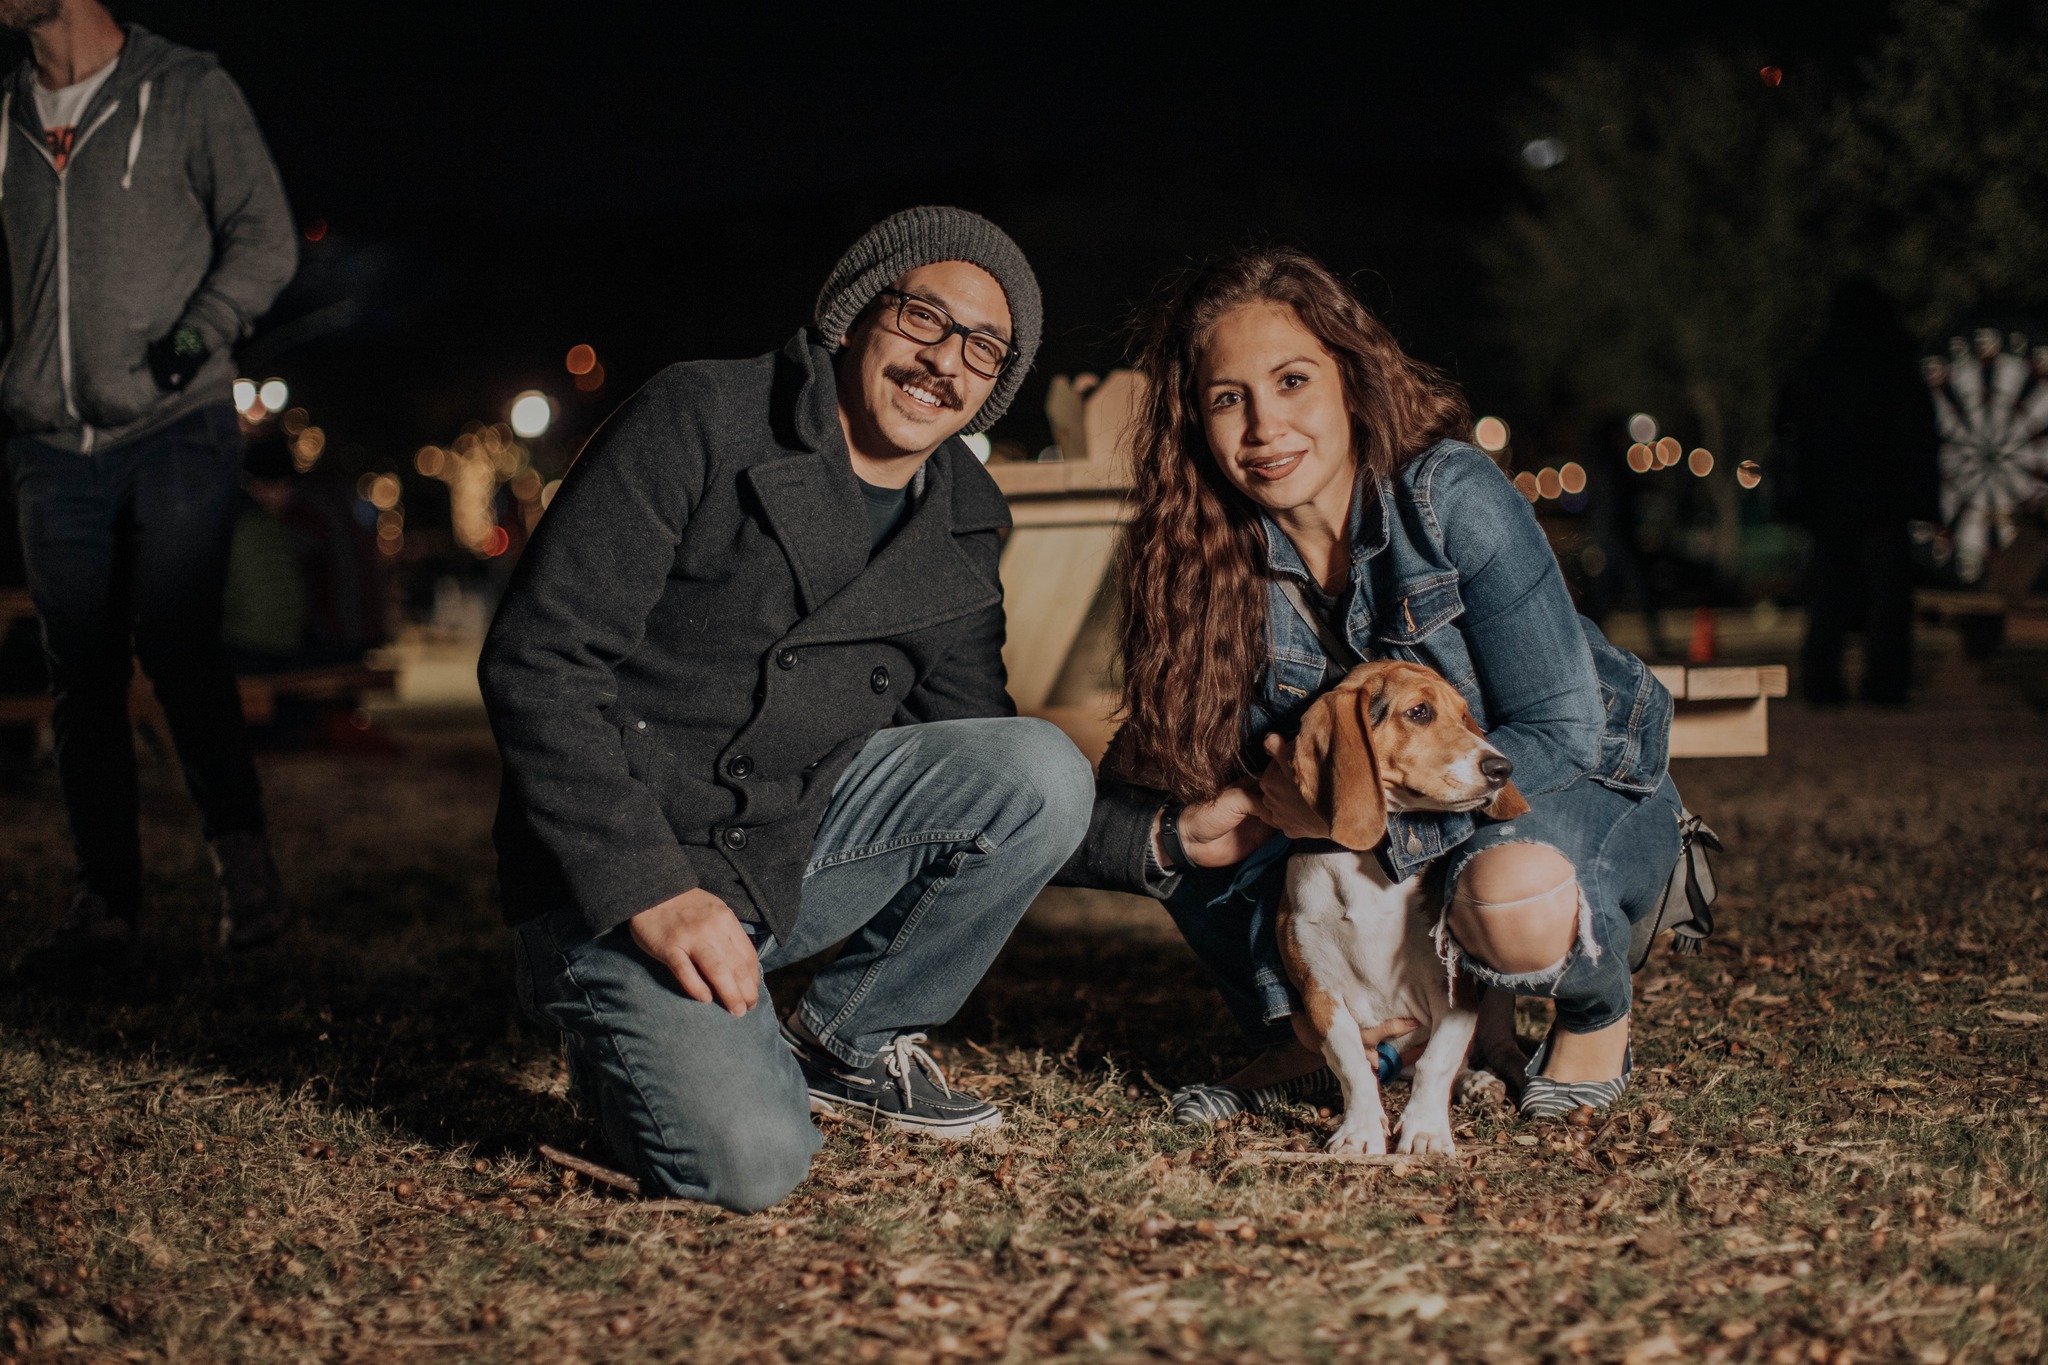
[
  {"xmin": 743, "ymin": 329, "xmax": 1011, "ymax": 645},
  {"xmin": 739, "ymin": 335, "xmax": 870, "ymax": 615}
]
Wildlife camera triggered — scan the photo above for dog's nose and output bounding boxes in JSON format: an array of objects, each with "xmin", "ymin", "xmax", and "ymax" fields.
[{"xmin": 1480, "ymin": 753, "xmax": 1514, "ymax": 785}]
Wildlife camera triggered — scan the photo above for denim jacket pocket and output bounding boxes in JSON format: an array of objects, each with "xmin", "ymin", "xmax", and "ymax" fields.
[
  {"xmin": 1251, "ymin": 651, "xmax": 1325, "ymax": 742},
  {"xmin": 1373, "ymin": 573, "xmax": 1463, "ymax": 647}
]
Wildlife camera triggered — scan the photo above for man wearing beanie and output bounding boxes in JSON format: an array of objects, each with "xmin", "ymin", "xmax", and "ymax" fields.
[{"xmin": 482, "ymin": 207, "xmax": 1091, "ymax": 1211}]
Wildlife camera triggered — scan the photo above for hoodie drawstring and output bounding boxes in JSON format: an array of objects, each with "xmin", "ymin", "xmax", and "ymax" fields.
[
  {"xmin": 0, "ymin": 92, "xmax": 12, "ymax": 203},
  {"xmin": 119, "ymin": 80, "xmax": 150, "ymax": 190}
]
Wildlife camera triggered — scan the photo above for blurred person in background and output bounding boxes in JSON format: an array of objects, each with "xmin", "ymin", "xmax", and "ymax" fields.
[
  {"xmin": 0, "ymin": 0, "xmax": 298, "ymax": 956},
  {"xmin": 484, "ymin": 208, "xmax": 1090, "ymax": 1212},
  {"xmin": 1776, "ymin": 279, "xmax": 1941, "ymax": 706}
]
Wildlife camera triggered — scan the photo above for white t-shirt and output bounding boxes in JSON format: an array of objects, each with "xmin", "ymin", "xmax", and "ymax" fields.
[{"xmin": 32, "ymin": 56, "xmax": 119, "ymax": 172}]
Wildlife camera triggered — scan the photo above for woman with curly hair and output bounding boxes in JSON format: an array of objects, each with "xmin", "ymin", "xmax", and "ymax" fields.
[{"xmin": 1076, "ymin": 247, "xmax": 1683, "ymax": 1122}]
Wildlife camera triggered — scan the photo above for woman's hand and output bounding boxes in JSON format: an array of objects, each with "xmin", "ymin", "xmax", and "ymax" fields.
[
  {"xmin": 1258, "ymin": 732, "xmax": 1331, "ymax": 840},
  {"xmin": 1163, "ymin": 780, "xmax": 1275, "ymax": 869}
]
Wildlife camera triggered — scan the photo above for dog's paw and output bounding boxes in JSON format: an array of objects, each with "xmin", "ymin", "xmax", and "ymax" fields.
[
  {"xmin": 1327, "ymin": 1121, "xmax": 1388, "ymax": 1156},
  {"xmin": 1394, "ymin": 1122, "xmax": 1457, "ymax": 1157},
  {"xmin": 1454, "ymin": 1068, "xmax": 1508, "ymax": 1108}
]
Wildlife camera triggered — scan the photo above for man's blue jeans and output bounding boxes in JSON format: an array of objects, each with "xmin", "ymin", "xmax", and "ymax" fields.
[
  {"xmin": 512, "ymin": 716, "xmax": 1092, "ymax": 1212},
  {"xmin": 6, "ymin": 405, "xmax": 265, "ymax": 919}
]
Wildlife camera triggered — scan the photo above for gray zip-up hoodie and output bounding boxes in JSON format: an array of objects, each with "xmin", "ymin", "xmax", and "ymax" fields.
[{"xmin": 0, "ymin": 25, "xmax": 296, "ymax": 452}]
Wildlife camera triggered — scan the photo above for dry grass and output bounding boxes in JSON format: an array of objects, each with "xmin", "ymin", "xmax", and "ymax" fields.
[{"xmin": 2, "ymin": 653, "xmax": 2045, "ymax": 1364}]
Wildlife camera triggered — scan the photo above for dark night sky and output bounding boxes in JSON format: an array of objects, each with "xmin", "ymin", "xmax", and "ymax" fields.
[{"xmin": 32, "ymin": 1, "xmax": 1889, "ymax": 464}]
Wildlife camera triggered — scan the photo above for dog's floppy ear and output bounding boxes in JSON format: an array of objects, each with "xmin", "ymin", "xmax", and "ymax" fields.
[
  {"xmin": 1461, "ymin": 709, "xmax": 1532, "ymax": 819},
  {"xmin": 1294, "ymin": 683, "xmax": 1388, "ymax": 849}
]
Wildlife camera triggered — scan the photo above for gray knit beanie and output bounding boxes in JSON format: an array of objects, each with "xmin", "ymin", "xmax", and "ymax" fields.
[{"xmin": 815, "ymin": 206, "xmax": 1042, "ymax": 435}]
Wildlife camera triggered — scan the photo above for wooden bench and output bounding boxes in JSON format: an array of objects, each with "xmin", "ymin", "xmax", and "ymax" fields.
[
  {"xmin": 0, "ymin": 587, "xmax": 395, "ymax": 727},
  {"xmin": 1914, "ymin": 522, "xmax": 2048, "ymax": 656},
  {"xmin": 990, "ymin": 374, "xmax": 1790, "ymax": 764}
]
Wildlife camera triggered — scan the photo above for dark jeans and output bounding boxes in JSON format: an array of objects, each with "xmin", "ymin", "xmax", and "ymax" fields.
[
  {"xmin": 7, "ymin": 404, "xmax": 265, "ymax": 918},
  {"xmin": 1802, "ymin": 519, "xmax": 1913, "ymax": 705}
]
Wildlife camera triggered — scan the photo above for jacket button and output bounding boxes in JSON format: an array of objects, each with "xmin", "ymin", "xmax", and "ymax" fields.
[
  {"xmin": 1405, "ymin": 832, "xmax": 1423, "ymax": 855},
  {"xmin": 870, "ymin": 666, "xmax": 890, "ymax": 694},
  {"xmin": 722, "ymin": 826, "xmax": 748, "ymax": 851},
  {"xmin": 635, "ymin": 720, "xmax": 647, "ymax": 731},
  {"xmin": 726, "ymin": 754, "xmax": 752, "ymax": 780},
  {"xmin": 775, "ymin": 648, "xmax": 798, "ymax": 670}
]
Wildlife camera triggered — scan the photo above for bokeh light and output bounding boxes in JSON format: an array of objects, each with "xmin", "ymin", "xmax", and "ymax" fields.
[
  {"xmin": 368, "ymin": 474, "xmax": 402, "ymax": 511},
  {"xmin": 1536, "ymin": 468, "xmax": 1563, "ymax": 500},
  {"xmin": 1760, "ymin": 66, "xmax": 1783, "ymax": 87},
  {"xmin": 1521, "ymin": 137, "xmax": 1567, "ymax": 171},
  {"xmin": 1627, "ymin": 443, "xmax": 1653, "ymax": 473},
  {"xmin": 291, "ymin": 426, "xmax": 325, "ymax": 470},
  {"xmin": 1688, "ymin": 448, "xmax": 1715, "ymax": 478},
  {"xmin": 1513, "ymin": 472, "xmax": 1539, "ymax": 502},
  {"xmin": 414, "ymin": 445, "xmax": 446, "ymax": 478},
  {"xmin": 564, "ymin": 344, "xmax": 597, "ymax": 376},
  {"xmin": 1559, "ymin": 461, "xmax": 1588, "ymax": 495},
  {"xmin": 1627, "ymin": 413, "xmax": 1658, "ymax": 444},
  {"xmin": 573, "ymin": 363, "xmax": 606, "ymax": 393},
  {"xmin": 1655, "ymin": 437, "xmax": 1682, "ymax": 468},
  {"xmin": 280, "ymin": 407, "xmax": 309, "ymax": 435},
  {"xmin": 1737, "ymin": 460, "xmax": 1763, "ymax": 490},
  {"xmin": 961, "ymin": 433, "xmax": 992, "ymax": 462},
  {"xmin": 258, "ymin": 378, "xmax": 289, "ymax": 411},
  {"xmin": 482, "ymin": 525, "xmax": 511, "ymax": 557},
  {"xmin": 232, "ymin": 379, "xmax": 257, "ymax": 414},
  {"xmin": 509, "ymin": 391, "xmax": 552, "ymax": 439},
  {"xmin": 1473, "ymin": 416, "xmax": 1511, "ymax": 453}
]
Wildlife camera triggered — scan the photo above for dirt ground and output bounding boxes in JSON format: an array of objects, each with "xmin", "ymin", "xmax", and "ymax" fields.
[{"xmin": 1, "ymin": 647, "xmax": 2044, "ymax": 1364}]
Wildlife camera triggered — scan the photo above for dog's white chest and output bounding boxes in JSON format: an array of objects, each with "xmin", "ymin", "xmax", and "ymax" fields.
[{"xmin": 1284, "ymin": 850, "xmax": 1446, "ymax": 1034}]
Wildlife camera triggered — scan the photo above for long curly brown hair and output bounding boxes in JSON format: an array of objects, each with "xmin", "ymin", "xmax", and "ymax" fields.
[{"xmin": 1116, "ymin": 247, "xmax": 1471, "ymax": 803}]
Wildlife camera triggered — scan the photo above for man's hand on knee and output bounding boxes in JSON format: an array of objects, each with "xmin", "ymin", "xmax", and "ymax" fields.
[{"xmin": 629, "ymin": 889, "xmax": 760, "ymax": 1017}]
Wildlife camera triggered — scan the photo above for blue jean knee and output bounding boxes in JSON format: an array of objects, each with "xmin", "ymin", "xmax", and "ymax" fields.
[
  {"xmin": 513, "ymin": 907, "xmax": 821, "ymax": 1213},
  {"xmin": 1438, "ymin": 774, "xmax": 1683, "ymax": 1035}
]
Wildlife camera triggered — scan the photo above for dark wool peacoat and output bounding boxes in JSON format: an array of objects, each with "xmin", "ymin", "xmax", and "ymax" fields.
[{"xmin": 481, "ymin": 330, "xmax": 1023, "ymax": 943}]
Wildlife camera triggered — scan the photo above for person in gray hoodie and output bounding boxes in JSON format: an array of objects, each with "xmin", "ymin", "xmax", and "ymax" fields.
[{"xmin": 0, "ymin": 0, "xmax": 298, "ymax": 956}]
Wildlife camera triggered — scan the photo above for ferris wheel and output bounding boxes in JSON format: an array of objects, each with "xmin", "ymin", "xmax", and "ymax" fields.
[{"xmin": 1924, "ymin": 328, "xmax": 2048, "ymax": 582}]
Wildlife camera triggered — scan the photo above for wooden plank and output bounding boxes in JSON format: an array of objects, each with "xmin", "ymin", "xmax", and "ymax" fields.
[
  {"xmin": 1008, "ymin": 497, "xmax": 1130, "ymax": 529},
  {"xmin": 1031, "ymin": 702, "xmax": 1120, "ymax": 769},
  {"xmin": 1000, "ymin": 525, "xmax": 1122, "ymax": 712},
  {"xmin": 1649, "ymin": 664, "xmax": 1787, "ymax": 700},
  {"xmin": 1669, "ymin": 697, "xmax": 1770, "ymax": 758},
  {"xmin": 1915, "ymin": 588, "xmax": 2006, "ymax": 618}
]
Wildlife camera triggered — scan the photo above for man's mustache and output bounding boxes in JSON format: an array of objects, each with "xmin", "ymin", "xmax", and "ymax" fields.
[{"xmin": 883, "ymin": 365, "xmax": 962, "ymax": 412}]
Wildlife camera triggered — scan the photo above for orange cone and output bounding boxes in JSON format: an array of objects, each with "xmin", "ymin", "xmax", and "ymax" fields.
[{"xmin": 1688, "ymin": 607, "xmax": 1718, "ymax": 664}]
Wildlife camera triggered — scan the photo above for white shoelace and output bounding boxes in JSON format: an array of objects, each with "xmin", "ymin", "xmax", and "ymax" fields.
[{"xmin": 881, "ymin": 1033, "xmax": 952, "ymax": 1108}]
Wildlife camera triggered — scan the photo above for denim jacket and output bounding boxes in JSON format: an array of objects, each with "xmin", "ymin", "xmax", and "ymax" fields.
[{"xmin": 1251, "ymin": 440, "xmax": 1672, "ymax": 879}]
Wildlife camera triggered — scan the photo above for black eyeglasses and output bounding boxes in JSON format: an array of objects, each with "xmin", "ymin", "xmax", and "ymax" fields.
[{"xmin": 875, "ymin": 289, "xmax": 1015, "ymax": 380}]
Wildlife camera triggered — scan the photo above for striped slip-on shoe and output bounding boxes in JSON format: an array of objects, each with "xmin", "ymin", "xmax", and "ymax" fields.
[
  {"xmin": 1517, "ymin": 1037, "xmax": 1633, "ymax": 1121},
  {"xmin": 1170, "ymin": 1064, "xmax": 1340, "ymax": 1124}
]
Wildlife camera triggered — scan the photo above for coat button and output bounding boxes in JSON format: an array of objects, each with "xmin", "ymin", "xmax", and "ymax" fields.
[
  {"xmin": 775, "ymin": 648, "xmax": 798, "ymax": 670},
  {"xmin": 1405, "ymin": 832, "xmax": 1423, "ymax": 855},
  {"xmin": 722, "ymin": 826, "xmax": 748, "ymax": 851},
  {"xmin": 726, "ymin": 754, "xmax": 752, "ymax": 780},
  {"xmin": 870, "ymin": 666, "xmax": 890, "ymax": 694},
  {"xmin": 634, "ymin": 720, "xmax": 647, "ymax": 731}
]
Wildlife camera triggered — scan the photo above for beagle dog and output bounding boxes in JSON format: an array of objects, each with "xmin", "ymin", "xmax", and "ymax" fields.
[{"xmin": 1276, "ymin": 660, "xmax": 1528, "ymax": 1156}]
